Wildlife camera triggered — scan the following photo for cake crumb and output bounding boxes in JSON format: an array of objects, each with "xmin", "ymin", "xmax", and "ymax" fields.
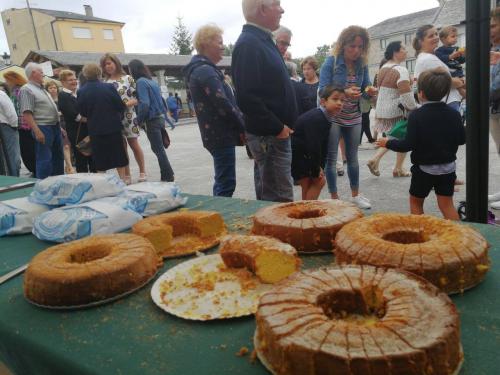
[
  {"xmin": 249, "ymin": 349, "xmax": 257, "ymax": 364},
  {"xmin": 220, "ymin": 344, "xmax": 227, "ymax": 350},
  {"xmin": 236, "ymin": 346, "xmax": 249, "ymax": 357}
]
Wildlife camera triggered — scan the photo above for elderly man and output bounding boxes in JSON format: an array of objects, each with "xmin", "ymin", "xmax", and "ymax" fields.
[
  {"xmin": 19, "ymin": 62, "xmax": 63, "ymax": 179},
  {"xmin": 273, "ymin": 25, "xmax": 292, "ymax": 57},
  {"xmin": 232, "ymin": 0, "xmax": 298, "ymax": 202}
]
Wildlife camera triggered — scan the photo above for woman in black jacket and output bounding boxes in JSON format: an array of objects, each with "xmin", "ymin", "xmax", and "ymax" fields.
[
  {"xmin": 58, "ymin": 69, "xmax": 95, "ymax": 172},
  {"xmin": 183, "ymin": 24, "xmax": 245, "ymax": 197},
  {"xmin": 77, "ymin": 64, "xmax": 128, "ymax": 179}
]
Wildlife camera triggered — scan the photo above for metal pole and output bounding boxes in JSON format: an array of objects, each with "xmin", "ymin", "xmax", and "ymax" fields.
[
  {"xmin": 465, "ymin": 0, "xmax": 490, "ymax": 223},
  {"xmin": 26, "ymin": 0, "xmax": 40, "ymax": 50}
]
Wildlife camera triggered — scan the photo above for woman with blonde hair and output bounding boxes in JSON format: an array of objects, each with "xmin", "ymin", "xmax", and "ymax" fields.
[
  {"xmin": 183, "ymin": 23, "xmax": 244, "ymax": 196},
  {"xmin": 318, "ymin": 25, "xmax": 378, "ymax": 209},
  {"xmin": 3, "ymin": 71, "xmax": 36, "ymax": 175},
  {"xmin": 101, "ymin": 53, "xmax": 146, "ymax": 183}
]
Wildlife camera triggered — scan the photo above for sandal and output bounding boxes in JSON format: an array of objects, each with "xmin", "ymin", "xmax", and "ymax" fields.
[
  {"xmin": 138, "ymin": 173, "xmax": 147, "ymax": 182},
  {"xmin": 366, "ymin": 160, "xmax": 380, "ymax": 176},
  {"xmin": 393, "ymin": 169, "xmax": 411, "ymax": 177}
]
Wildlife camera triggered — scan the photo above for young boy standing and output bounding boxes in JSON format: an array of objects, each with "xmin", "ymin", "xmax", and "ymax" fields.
[
  {"xmin": 376, "ymin": 68, "xmax": 465, "ymax": 220},
  {"xmin": 292, "ymin": 86, "xmax": 345, "ymax": 200}
]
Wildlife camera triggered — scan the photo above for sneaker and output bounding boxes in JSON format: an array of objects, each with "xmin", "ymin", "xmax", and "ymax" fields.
[
  {"xmin": 350, "ymin": 195, "xmax": 372, "ymax": 209},
  {"xmin": 337, "ymin": 168, "xmax": 344, "ymax": 176},
  {"xmin": 491, "ymin": 201, "xmax": 500, "ymax": 210},
  {"xmin": 488, "ymin": 192, "xmax": 500, "ymax": 202},
  {"xmin": 138, "ymin": 173, "xmax": 147, "ymax": 183}
]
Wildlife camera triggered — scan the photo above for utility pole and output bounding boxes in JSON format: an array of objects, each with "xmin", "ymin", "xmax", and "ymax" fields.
[
  {"xmin": 26, "ymin": 0, "xmax": 40, "ymax": 50},
  {"xmin": 465, "ymin": 0, "xmax": 490, "ymax": 223}
]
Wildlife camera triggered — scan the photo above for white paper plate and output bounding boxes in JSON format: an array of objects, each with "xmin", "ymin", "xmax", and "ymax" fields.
[
  {"xmin": 254, "ymin": 331, "xmax": 464, "ymax": 375},
  {"xmin": 151, "ymin": 254, "xmax": 272, "ymax": 320}
]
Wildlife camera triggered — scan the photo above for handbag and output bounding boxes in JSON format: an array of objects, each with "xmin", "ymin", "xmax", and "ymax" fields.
[
  {"xmin": 75, "ymin": 122, "xmax": 92, "ymax": 156},
  {"xmin": 160, "ymin": 126, "xmax": 170, "ymax": 149},
  {"xmin": 387, "ymin": 103, "xmax": 408, "ymax": 139}
]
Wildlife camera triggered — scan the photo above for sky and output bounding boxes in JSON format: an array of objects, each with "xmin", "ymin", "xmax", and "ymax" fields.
[{"xmin": 0, "ymin": 0, "xmax": 439, "ymax": 59}]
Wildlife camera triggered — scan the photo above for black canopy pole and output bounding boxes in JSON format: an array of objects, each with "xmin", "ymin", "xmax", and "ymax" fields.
[{"xmin": 465, "ymin": 0, "xmax": 491, "ymax": 223}]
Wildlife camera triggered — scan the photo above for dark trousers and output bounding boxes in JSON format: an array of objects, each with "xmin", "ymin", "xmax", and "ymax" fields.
[
  {"xmin": 18, "ymin": 128, "xmax": 36, "ymax": 175},
  {"xmin": 35, "ymin": 125, "xmax": 64, "ymax": 179},
  {"xmin": 145, "ymin": 116, "xmax": 174, "ymax": 181},
  {"xmin": 360, "ymin": 110, "xmax": 374, "ymax": 143},
  {"xmin": 209, "ymin": 147, "xmax": 236, "ymax": 197},
  {"xmin": 169, "ymin": 109, "xmax": 178, "ymax": 122},
  {"xmin": 67, "ymin": 124, "xmax": 95, "ymax": 173}
]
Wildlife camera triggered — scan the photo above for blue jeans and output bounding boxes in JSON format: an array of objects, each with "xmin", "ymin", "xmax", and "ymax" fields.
[
  {"xmin": 35, "ymin": 125, "xmax": 64, "ymax": 179},
  {"xmin": 325, "ymin": 124, "xmax": 362, "ymax": 194},
  {"xmin": 169, "ymin": 109, "xmax": 178, "ymax": 122},
  {"xmin": 145, "ymin": 116, "xmax": 174, "ymax": 181},
  {"xmin": 209, "ymin": 147, "xmax": 236, "ymax": 197},
  {"xmin": 0, "ymin": 124, "xmax": 21, "ymax": 176},
  {"xmin": 246, "ymin": 133, "xmax": 293, "ymax": 202}
]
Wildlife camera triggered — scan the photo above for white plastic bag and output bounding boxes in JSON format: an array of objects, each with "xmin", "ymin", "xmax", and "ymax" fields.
[
  {"xmin": 123, "ymin": 182, "xmax": 187, "ymax": 216},
  {"xmin": 29, "ymin": 173, "xmax": 125, "ymax": 206},
  {"xmin": 0, "ymin": 197, "xmax": 50, "ymax": 236},
  {"xmin": 32, "ymin": 201, "xmax": 142, "ymax": 243}
]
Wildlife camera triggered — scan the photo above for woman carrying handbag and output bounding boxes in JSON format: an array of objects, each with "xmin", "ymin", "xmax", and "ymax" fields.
[{"xmin": 129, "ymin": 59, "xmax": 175, "ymax": 182}]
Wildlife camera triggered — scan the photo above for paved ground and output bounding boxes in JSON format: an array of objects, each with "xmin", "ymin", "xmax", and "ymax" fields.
[{"xmin": 21, "ymin": 115, "xmax": 500, "ymax": 217}]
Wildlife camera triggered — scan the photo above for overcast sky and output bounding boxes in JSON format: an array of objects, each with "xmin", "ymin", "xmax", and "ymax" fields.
[{"xmin": 1, "ymin": 0, "xmax": 439, "ymax": 59}]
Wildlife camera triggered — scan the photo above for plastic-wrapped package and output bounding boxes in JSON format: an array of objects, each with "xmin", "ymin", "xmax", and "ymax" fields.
[
  {"xmin": 0, "ymin": 197, "xmax": 50, "ymax": 236},
  {"xmin": 123, "ymin": 182, "xmax": 187, "ymax": 216},
  {"xmin": 32, "ymin": 201, "xmax": 142, "ymax": 243},
  {"xmin": 29, "ymin": 173, "xmax": 125, "ymax": 206}
]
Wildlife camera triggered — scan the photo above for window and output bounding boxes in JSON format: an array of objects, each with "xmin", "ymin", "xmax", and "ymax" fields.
[
  {"xmin": 12, "ymin": 43, "xmax": 17, "ymax": 50},
  {"xmin": 72, "ymin": 27, "xmax": 92, "ymax": 39},
  {"xmin": 406, "ymin": 59, "xmax": 416, "ymax": 73},
  {"xmin": 6, "ymin": 18, "xmax": 10, "ymax": 26},
  {"xmin": 103, "ymin": 29, "xmax": 114, "ymax": 40},
  {"xmin": 405, "ymin": 33, "xmax": 413, "ymax": 45},
  {"xmin": 380, "ymin": 38, "xmax": 387, "ymax": 49}
]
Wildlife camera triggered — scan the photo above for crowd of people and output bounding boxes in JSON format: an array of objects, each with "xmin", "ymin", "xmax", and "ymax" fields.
[{"xmin": 1, "ymin": 0, "xmax": 499, "ymax": 219}]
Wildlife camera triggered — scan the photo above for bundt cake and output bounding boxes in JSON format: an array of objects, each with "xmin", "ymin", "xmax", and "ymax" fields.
[
  {"xmin": 252, "ymin": 200, "xmax": 363, "ymax": 252},
  {"xmin": 132, "ymin": 210, "xmax": 226, "ymax": 258},
  {"xmin": 335, "ymin": 213, "xmax": 490, "ymax": 294},
  {"xmin": 24, "ymin": 234, "xmax": 160, "ymax": 307},
  {"xmin": 219, "ymin": 234, "xmax": 301, "ymax": 284},
  {"xmin": 255, "ymin": 265, "xmax": 462, "ymax": 375}
]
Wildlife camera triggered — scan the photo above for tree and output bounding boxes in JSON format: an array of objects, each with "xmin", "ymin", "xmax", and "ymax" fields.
[
  {"xmin": 170, "ymin": 16, "xmax": 193, "ymax": 55},
  {"xmin": 223, "ymin": 43, "xmax": 234, "ymax": 56},
  {"xmin": 314, "ymin": 44, "xmax": 331, "ymax": 69}
]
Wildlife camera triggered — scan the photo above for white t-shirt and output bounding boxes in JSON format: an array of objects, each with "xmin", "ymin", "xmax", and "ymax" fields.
[{"xmin": 414, "ymin": 52, "xmax": 462, "ymax": 104}]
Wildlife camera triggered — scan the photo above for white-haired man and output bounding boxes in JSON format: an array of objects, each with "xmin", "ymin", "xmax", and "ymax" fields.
[
  {"xmin": 232, "ymin": 0, "xmax": 298, "ymax": 202},
  {"xmin": 273, "ymin": 25, "xmax": 292, "ymax": 57},
  {"xmin": 19, "ymin": 62, "xmax": 63, "ymax": 179}
]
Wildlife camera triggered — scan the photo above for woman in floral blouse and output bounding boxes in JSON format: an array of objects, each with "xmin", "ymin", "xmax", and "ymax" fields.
[
  {"xmin": 101, "ymin": 53, "xmax": 146, "ymax": 184},
  {"xmin": 183, "ymin": 24, "xmax": 245, "ymax": 197}
]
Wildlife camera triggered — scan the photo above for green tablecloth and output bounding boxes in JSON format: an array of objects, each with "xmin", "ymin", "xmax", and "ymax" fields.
[{"xmin": 0, "ymin": 176, "xmax": 499, "ymax": 375}]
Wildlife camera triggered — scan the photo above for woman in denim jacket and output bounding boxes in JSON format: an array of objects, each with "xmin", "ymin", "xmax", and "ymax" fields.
[{"xmin": 318, "ymin": 26, "xmax": 377, "ymax": 209}]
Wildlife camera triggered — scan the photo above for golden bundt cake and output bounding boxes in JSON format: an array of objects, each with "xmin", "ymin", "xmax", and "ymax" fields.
[
  {"xmin": 132, "ymin": 210, "xmax": 226, "ymax": 257},
  {"xmin": 255, "ymin": 265, "xmax": 462, "ymax": 375},
  {"xmin": 252, "ymin": 200, "xmax": 363, "ymax": 252},
  {"xmin": 219, "ymin": 234, "xmax": 301, "ymax": 284},
  {"xmin": 24, "ymin": 234, "xmax": 160, "ymax": 307},
  {"xmin": 335, "ymin": 213, "xmax": 490, "ymax": 294}
]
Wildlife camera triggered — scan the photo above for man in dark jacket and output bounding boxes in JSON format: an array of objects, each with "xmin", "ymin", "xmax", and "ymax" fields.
[
  {"xmin": 232, "ymin": 0, "xmax": 298, "ymax": 202},
  {"xmin": 183, "ymin": 24, "xmax": 245, "ymax": 197}
]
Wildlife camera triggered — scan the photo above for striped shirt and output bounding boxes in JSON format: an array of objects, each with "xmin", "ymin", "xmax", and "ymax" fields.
[
  {"xmin": 19, "ymin": 82, "xmax": 59, "ymax": 125},
  {"xmin": 333, "ymin": 75, "xmax": 361, "ymax": 127}
]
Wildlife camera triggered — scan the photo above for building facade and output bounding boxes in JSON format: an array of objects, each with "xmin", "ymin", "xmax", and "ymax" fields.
[
  {"xmin": 367, "ymin": 0, "xmax": 473, "ymax": 78},
  {"xmin": 1, "ymin": 5, "xmax": 125, "ymax": 65}
]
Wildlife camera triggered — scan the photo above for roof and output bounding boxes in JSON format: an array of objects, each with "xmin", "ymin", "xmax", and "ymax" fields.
[
  {"xmin": 21, "ymin": 51, "xmax": 232, "ymax": 75},
  {"xmin": 368, "ymin": 7, "xmax": 439, "ymax": 38},
  {"xmin": 32, "ymin": 8, "xmax": 124, "ymax": 25},
  {"xmin": 368, "ymin": 0, "xmax": 466, "ymax": 39},
  {"xmin": 433, "ymin": 0, "xmax": 466, "ymax": 28}
]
